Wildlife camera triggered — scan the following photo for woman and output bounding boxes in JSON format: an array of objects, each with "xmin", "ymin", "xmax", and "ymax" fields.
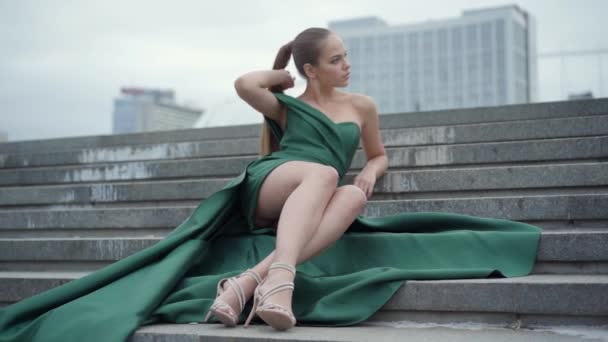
[
  {"xmin": 204, "ymin": 27, "xmax": 388, "ymax": 331},
  {"xmin": 0, "ymin": 27, "xmax": 542, "ymax": 341}
]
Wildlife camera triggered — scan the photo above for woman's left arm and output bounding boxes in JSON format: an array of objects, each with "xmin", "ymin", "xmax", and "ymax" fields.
[{"xmin": 353, "ymin": 94, "xmax": 388, "ymax": 198}]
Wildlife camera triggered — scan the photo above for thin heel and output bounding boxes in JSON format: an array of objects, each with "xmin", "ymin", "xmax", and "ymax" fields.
[
  {"xmin": 243, "ymin": 262, "xmax": 297, "ymax": 330},
  {"xmin": 203, "ymin": 310, "xmax": 213, "ymax": 322},
  {"xmin": 203, "ymin": 268, "xmax": 262, "ymax": 326},
  {"xmin": 243, "ymin": 287, "xmax": 260, "ymax": 327}
]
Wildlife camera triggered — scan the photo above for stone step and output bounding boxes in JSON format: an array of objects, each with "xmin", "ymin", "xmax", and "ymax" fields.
[
  {"xmin": 1, "ymin": 136, "xmax": 605, "ymax": 186},
  {"xmin": 1, "ymin": 97, "xmax": 605, "ymax": 155},
  {"xmin": 1, "ymin": 273, "xmax": 606, "ymax": 331},
  {"xmin": 0, "ymin": 162, "xmax": 605, "ymax": 207},
  {"xmin": 0, "ymin": 230, "xmax": 604, "ymax": 274},
  {"xmin": 0, "ymin": 193, "xmax": 606, "ymax": 236},
  {"xmin": 130, "ymin": 322, "xmax": 608, "ymax": 342},
  {"xmin": 2, "ymin": 115, "xmax": 606, "ymax": 169},
  {"xmin": 375, "ymin": 274, "xmax": 608, "ymax": 327}
]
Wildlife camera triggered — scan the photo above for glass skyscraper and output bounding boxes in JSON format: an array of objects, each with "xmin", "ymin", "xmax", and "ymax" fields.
[{"xmin": 329, "ymin": 5, "xmax": 538, "ymax": 114}]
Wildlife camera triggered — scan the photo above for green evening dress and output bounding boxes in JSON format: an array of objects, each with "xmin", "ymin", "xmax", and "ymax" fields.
[{"xmin": 0, "ymin": 92, "xmax": 542, "ymax": 341}]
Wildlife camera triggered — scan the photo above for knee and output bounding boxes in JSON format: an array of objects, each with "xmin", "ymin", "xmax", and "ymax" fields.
[
  {"xmin": 307, "ymin": 165, "xmax": 339, "ymax": 187},
  {"xmin": 340, "ymin": 185, "xmax": 368, "ymax": 212}
]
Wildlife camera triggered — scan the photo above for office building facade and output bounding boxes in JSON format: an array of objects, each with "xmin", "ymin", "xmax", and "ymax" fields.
[
  {"xmin": 112, "ymin": 87, "xmax": 203, "ymax": 134},
  {"xmin": 329, "ymin": 5, "xmax": 538, "ymax": 113}
]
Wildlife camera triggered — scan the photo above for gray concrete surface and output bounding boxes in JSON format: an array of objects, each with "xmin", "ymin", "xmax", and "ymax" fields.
[
  {"xmin": 1, "ymin": 194, "xmax": 606, "ymax": 231},
  {"xmin": 0, "ymin": 136, "xmax": 606, "ymax": 186},
  {"xmin": 129, "ymin": 321, "xmax": 608, "ymax": 342},
  {"xmin": 0, "ymin": 97, "xmax": 606, "ymax": 332},
  {"xmin": 1, "ymin": 115, "xmax": 606, "ymax": 168},
  {"xmin": 1, "ymin": 162, "xmax": 605, "ymax": 206},
  {"xmin": 1, "ymin": 97, "xmax": 606, "ymax": 154}
]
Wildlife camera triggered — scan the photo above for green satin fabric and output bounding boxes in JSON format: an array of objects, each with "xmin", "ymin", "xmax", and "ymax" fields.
[{"xmin": 0, "ymin": 92, "xmax": 542, "ymax": 342}]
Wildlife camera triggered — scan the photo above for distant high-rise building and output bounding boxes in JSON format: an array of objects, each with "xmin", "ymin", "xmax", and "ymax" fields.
[
  {"xmin": 568, "ymin": 91, "xmax": 594, "ymax": 100},
  {"xmin": 112, "ymin": 87, "xmax": 204, "ymax": 134},
  {"xmin": 329, "ymin": 4, "xmax": 538, "ymax": 113},
  {"xmin": 0, "ymin": 130, "xmax": 7, "ymax": 142}
]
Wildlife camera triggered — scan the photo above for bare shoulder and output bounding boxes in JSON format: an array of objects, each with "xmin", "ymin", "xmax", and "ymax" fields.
[
  {"xmin": 343, "ymin": 92, "xmax": 385, "ymax": 160},
  {"xmin": 347, "ymin": 93, "xmax": 378, "ymax": 124}
]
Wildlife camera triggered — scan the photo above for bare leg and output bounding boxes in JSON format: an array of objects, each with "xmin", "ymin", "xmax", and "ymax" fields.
[
  {"xmin": 213, "ymin": 184, "xmax": 367, "ymax": 317},
  {"xmin": 254, "ymin": 184, "xmax": 367, "ymax": 272},
  {"xmin": 250, "ymin": 165, "xmax": 337, "ymax": 310}
]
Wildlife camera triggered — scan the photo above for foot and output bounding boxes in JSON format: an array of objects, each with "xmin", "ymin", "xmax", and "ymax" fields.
[
  {"xmin": 255, "ymin": 267, "xmax": 295, "ymax": 317},
  {"xmin": 213, "ymin": 274, "xmax": 259, "ymax": 318}
]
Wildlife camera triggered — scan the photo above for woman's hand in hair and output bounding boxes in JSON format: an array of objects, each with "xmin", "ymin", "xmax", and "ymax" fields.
[{"xmin": 279, "ymin": 70, "xmax": 295, "ymax": 90}]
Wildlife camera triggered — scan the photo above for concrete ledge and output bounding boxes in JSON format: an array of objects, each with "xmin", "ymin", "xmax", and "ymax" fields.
[
  {"xmin": 383, "ymin": 275, "xmax": 608, "ymax": 316},
  {"xmin": 130, "ymin": 322, "xmax": 608, "ymax": 341},
  {"xmin": 1, "ymin": 97, "xmax": 606, "ymax": 155},
  {"xmin": 1, "ymin": 136, "xmax": 606, "ymax": 186},
  {"xmin": 0, "ymin": 137, "xmax": 258, "ymax": 169},
  {"xmin": 532, "ymin": 261, "xmax": 608, "ymax": 275},
  {"xmin": 365, "ymin": 193, "xmax": 608, "ymax": 222},
  {"xmin": 0, "ymin": 238, "xmax": 159, "ymax": 261},
  {"xmin": 0, "ymin": 125, "xmax": 260, "ymax": 154},
  {"xmin": 380, "ymin": 97, "xmax": 608, "ymax": 130},
  {"xmin": 2, "ymin": 115, "xmax": 606, "ymax": 169},
  {"xmin": 0, "ymin": 206, "xmax": 193, "ymax": 229},
  {"xmin": 0, "ymin": 194, "xmax": 606, "ymax": 231},
  {"xmin": 370, "ymin": 310, "xmax": 608, "ymax": 329},
  {"xmin": 349, "ymin": 162, "xmax": 608, "ymax": 195},
  {"xmin": 1, "ymin": 162, "xmax": 606, "ymax": 206},
  {"xmin": 372, "ymin": 135, "xmax": 608, "ymax": 170},
  {"xmin": 0, "ymin": 179, "xmax": 228, "ymax": 206},
  {"xmin": 0, "ymin": 231, "xmax": 604, "ymax": 265},
  {"xmin": 0, "ymin": 156, "xmax": 255, "ymax": 186},
  {"xmin": 0, "ymin": 271, "xmax": 80, "ymax": 304},
  {"xmin": 1, "ymin": 273, "xmax": 607, "ymax": 333},
  {"xmin": 538, "ymin": 231, "xmax": 608, "ymax": 261}
]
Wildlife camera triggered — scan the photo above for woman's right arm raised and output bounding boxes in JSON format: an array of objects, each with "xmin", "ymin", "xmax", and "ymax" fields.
[{"xmin": 234, "ymin": 69, "xmax": 294, "ymax": 122}]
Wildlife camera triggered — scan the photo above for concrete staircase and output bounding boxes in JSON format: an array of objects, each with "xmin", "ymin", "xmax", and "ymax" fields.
[{"xmin": 1, "ymin": 97, "xmax": 607, "ymax": 341}]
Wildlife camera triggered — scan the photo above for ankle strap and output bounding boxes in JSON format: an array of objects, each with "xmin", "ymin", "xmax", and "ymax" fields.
[
  {"xmin": 269, "ymin": 262, "xmax": 296, "ymax": 274},
  {"xmin": 259, "ymin": 282, "xmax": 295, "ymax": 304},
  {"xmin": 241, "ymin": 269, "xmax": 262, "ymax": 284}
]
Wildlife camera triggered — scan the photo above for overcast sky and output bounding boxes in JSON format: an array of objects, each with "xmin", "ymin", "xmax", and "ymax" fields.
[{"xmin": 1, "ymin": 0, "xmax": 607, "ymax": 142}]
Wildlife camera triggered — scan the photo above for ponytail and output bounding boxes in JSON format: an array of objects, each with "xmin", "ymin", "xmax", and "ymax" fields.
[{"xmin": 259, "ymin": 40, "xmax": 293, "ymax": 157}]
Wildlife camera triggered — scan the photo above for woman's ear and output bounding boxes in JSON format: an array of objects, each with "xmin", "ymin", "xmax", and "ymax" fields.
[{"xmin": 303, "ymin": 63, "xmax": 316, "ymax": 80}]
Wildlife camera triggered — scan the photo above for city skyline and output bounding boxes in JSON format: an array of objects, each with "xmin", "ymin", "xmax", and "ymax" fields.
[{"xmin": 1, "ymin": 0, "xmax": 607, "ymax": 142}]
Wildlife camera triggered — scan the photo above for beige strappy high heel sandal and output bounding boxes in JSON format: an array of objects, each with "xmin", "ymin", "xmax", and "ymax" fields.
[
  {"xmin": 244, "ymin": 262, "xmax": 297, "ymax": 330},
  {"xmin": 203, "ymin": 268, "xmax": 262, "ymax": 326}
]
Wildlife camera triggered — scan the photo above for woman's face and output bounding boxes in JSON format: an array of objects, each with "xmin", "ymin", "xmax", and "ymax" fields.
[{"xmin": 309, "ymin": 34, "xmax": 351, "ymax": 87}]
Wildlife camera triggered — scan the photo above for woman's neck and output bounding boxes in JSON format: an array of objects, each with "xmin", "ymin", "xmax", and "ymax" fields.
[{"xmin": 301, "ymin": 83, "xmax": 340, "ymax": 105}]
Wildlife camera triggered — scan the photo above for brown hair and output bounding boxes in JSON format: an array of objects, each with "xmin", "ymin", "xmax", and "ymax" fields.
[{"xmin": 259, "ymin": 27, "xmax": 333, "ymax": 157}]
